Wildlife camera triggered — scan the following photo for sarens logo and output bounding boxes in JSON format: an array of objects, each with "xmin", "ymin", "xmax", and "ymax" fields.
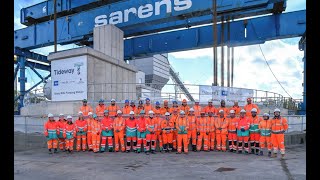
[{"xmin": 95, "ymin": 0, "xmax": 192, "ymax": 27}]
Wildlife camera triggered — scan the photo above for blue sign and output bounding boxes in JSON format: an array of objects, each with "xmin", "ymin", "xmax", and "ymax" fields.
[
  {"xmin": 54, "ymin": 81, "xmax": 59, "ymax": 86},
  {"xmin": 221, "ymin": 90, "xmax": 228, "ymax": 96}
]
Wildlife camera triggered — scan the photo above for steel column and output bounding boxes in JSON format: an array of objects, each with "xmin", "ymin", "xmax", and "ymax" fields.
[
  {"xmin": 213, "ymin": 0, "xmax": 218, "ymax": 86},
  {"xmin": 221, "ymin": 16, "xmax": 225, "ymax": 87},
  {"xmin": 18, "ymin": 56, "xmax": 27, "ymax": 111},
  {"xmin": 14, "ymin": 63, "xmax": 20, "ymax": 82},
  {"xmin": 26, "ymin": 62, "xmax": 45, "ymax": 81},
  {"xmin": 227, "ymin": 17, "xmax": 230, "ymax": 87}
]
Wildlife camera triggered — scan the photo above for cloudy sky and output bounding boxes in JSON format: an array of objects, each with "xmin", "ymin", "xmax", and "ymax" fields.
[{"xmin": 14, "ymin": 0, "xmax": 306, "ymax": 100}]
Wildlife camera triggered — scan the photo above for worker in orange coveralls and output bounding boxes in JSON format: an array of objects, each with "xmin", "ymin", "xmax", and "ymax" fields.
[
  {"xmin": 122, "ymin": 100, "xmax": 131, "ymax": 116},
  {"xmin": 270, "ymin": 108, "xmax": 288, "ymax": 159},
  {"xmin": 258, "ymin": 113, "xmax": 272, "ymax": 157},
  {"xmin": 170, "ymin": 100, "xmax": 180, "ymax": 114},
  {"xmin": 230, "ymin": 101, "xmax": 241, "ymax": 117},
  {"xmin": 125, "ymin": 111, "xmax": 137, "ymax": 153},
  {"xmin": 44, "ymin": 113, "xmax": 59, "ymax": 154},
  {"xmin": 135, "ymin": 100, "xmax": 144, "ymax": 115},
  {"xmin": 113, "ymin": 110, "xmax": 125, "ymax": 152},
  {"xmin": 100, "ymin": 110, "xmax": 114, "ymax": 152},
  {"xmin": 179, "ymin": 99, "xmax": 190, "ymax": 115},
  {"xmin": 144, "ymin": 98, "xmax": 153, "ymax": 116},
  {"xmin": 79, "ymin": 99, "xmax": 93, "ymax": 117},
  {"xmin": 187, "ymin": 108, "xmax": 198, "ymax": 152},
  {"xmin": 130, "ymin": 101, "xmax": 136, "ymax": 112},
  {"xmin": 227, "ymin": 110, "xmax": 239, "ymax": 152},
  {"xmin": 215, "ymin": 110, "xmax": 229, "ymax": 152},
  {"xmin": 107, "ymin": 99, "xmax": 120, "ymax": 119},
  {"xmin": 249, "ymin": 108, "xmax": 262, "ymax": 155},
  {"xmin": 244, "ymin": 98, "xmax": 260, "ymax": 117},
  {"xmin": 136, "ymin": 110, "xmax": 147, "ymax": 153},
  {"xmin": 154, "ymin": 110, "xmax": 163, "ymax": 152},
  {"xmin": 95, "ymin": 99, "xmax": 106, "ymax": 117},
  {"xmin": 196, "ymin": 112, "xmax": 209, "ymax": 152},
  {"xmin": 216, "ymin": 100, "xmax": 229, "ymax": 117},
  {"xmin": 160, "ymin": 100, "xmax": 170, "ymax": 115},
  {"xmin": 193, "ymin": 99, "xmax": 202, "ymax": 117},
  {"xmin": 63, "ymin": 115, "xmax": 76, "ymax": 153},
  {"xmin": 170, "ymin": 108, "xmax": 179, "ymax": 151},
  {"xmin": 75, "ymin": 111, "xmax": 88, "ymax": 152},
  {"xmin": 237, "ymin": 109, "xmax": 250, "ymax": 154},
  {"xmin": 86, "ymin": 112, "xmax": 94, "ymax": 151},
  {"xmin": 207, "ymin": 111, "xmax": 216, "ymax": 151},
  {"xmin": 176, "ymin": 110, "xmax": 189, "ymax": 154},
  {"xmin": 90, "ymin": 114, "xmax": 101, "ymax": 153},
  {"xmin": 204, "ymin": 99, "xmax": 217, "ymax": 115},
  {"xmin": 146, "ymin": 110, "xmax": 157, "ymax": 154},
  {"xmin": 161, "ymin": 112, "xmax": 174, "ymax": 153},
  {"xmin": 57, "ymin": 113, "xmax": 67, "ymax": 151}
]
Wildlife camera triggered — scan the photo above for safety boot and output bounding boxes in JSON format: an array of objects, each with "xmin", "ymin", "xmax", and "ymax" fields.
[
  {"xmin": 268, "ymin": 151, "xmax": 272, "ymax": 157},
  {"xmin": 229, "ymin": 149, "xmax": 233, "ymax": 153},
  {"xmin": 151, "ymin": 150, "xmax": 156, "ymax": 154},
  {"xmin": 281, "ymin": 154, "xmax": 285, "ymax": 159},
  {"xmin": 271, "ymin": 153, "xmax": 277, "ymax": 158},
  {"xmin": 192, "ymin": 145, "xmax": 196, "ymax": 152},
  {"xmin": 126, "ymin": 150, "xmax": 130, "ymax": 153},
  {"xmin": 259, "ymin": 151, "xmax": 263, "ymax": 156},
  {"xmin": 145, "ymin": 151, "xmax": 149, "ymax": 155},
  {"xmin": 255, "ymin": 149, "xmax": 260, "ymax": 155},
  {"xmin": 245, "ymin": 151, "xmax": 249, "ymax": 155},
  {"xmin": 251, "ymin": 148, "xmax": 255, "ymax": 154},
  {"xmin": 54, "ymin": 148, "xmax": 58, "ymax": 153},
  {"xmin": 48, "ymin": 149, "xmax": 53, "ymax": 154}
]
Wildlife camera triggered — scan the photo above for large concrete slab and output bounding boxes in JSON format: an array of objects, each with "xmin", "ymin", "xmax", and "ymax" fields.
[{"xmin": 14, "ymin": 144, "xmax": 306, "ymax": 180}]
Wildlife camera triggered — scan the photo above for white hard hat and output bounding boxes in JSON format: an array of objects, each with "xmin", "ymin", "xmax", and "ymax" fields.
[
  {"xmin": 67, "ymin": 115, "xmax": 72, "ymax": 119},
  {"xmin": 219, "ymin": 109, "xmax": 224, "ymax": 113},
  {"xmin": 149, "ymin": 110, "xmax": 154, "ymax": 114},
  {"xmin": 129, "ymin": 111, "xmax": 135, "ymax": 115},
  {"xmin": 189, "ymin": 108, "xmax": 194, "ymax": 112},
  {"xmin": 251, "ymin": 108, "xmax": 257, "ymax": 112},
  {"xmin": 59, "ymin": 113, "xmax": 64, "ymax": 117},
  {"xmin": 208, "ymin": 99, "xmax": 213, "ymax": 103},
  {"xmin": 180, "ymin": 110, "xmax": 185, "ymax": 115},
  {"xmin": 48, "ymin": 113, "xmax": 54, "ymax": 118},
  {"xmin": 88, "ymin": 112, "xmax": 93, "ymax": 115},
  {"xmin": 165, "ymin": 112, "xmax": 170, "ymax": 116},
  {"xmin": 117, "ymin": 110, "xmax": 122, "ymax": 114},
  {"xmin": 240, "ymin": 109, "xmax": 246, "ymax": 113},
  {"xmin": 263, "ymin": 113, "xmax": 270, "ymax": 117},
  {"xmin": 78, "ymin": 111, "xmax": 83, "ymax": 115},
  {"xmin": 274, "ymin": 108, "xmax": 281, "ymax": 113},
  {"xmin": 111, "ymin": 99, "xmax": 116, "ymax": 102},
  {"xmin": 229, "ymin": 110, "xmax": 235, "ymax": 114}
]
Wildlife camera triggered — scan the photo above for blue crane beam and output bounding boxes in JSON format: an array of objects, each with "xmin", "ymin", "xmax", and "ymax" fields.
[
  {"xmin": 124, "ymin": 10, "xmax": 305, "ymax": 59},
  {"xmin": 14, "ymin": 0, "xmax": 286, "ymax": 50}
]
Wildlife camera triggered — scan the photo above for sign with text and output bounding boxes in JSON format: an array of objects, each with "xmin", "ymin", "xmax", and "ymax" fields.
[
  {"xmin": 199, "ymin": 85, "xmax": 254, "ymax": 106},
  {"xmin": 51, "ymin": 56, "xmax": 87, "ymax": 101}
]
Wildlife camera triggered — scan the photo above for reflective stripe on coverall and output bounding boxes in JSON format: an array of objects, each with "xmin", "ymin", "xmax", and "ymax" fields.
[
  {"xmin": 80, "ymin": 105, "xmax": 93, "ymax": 116},
  {"xmin": 259, "ymin": 119, "xmax": 272, "ymax": 152},
  {"xmin": 57, "ymin": 119, "xmax": 67, "ymax": 150},
  {"xmin": 75, "ymin": 119, "xmax": 88, "ymax": 151},
  {"xmin": 161, "ymin": 119, "xmax": 175, "ymax": 151},
  {"xmin": 271, "ymin": 117, "xmax": 288, "ymax": 154},
  {"xmin": 100, "ymin": 116, "xmax": 114, "ymax": 151},
  {"xmin": 237, "ymin": 117, "xmax": 250, "ymax": 152},
  {"xmin": 91, "ymin": 119, "xmax": 101, "ymax": 152},
  {"xmin": 228, "ymin": 117, "xmax": 239, "ymax": 151},
  {"xmin": 107, "ymin": 105, "xmax": 120, "ymax": 118},
  {"xmin": 96, "ymin": 105, "xmax": 106, "ymax": 117},
  {"xmin": 113, "ymin": 117, "xmax": 125, "ymax": 152},
  {"xmin": 146, "ymin": 117, "xmax": 157, "ymax": 151},
  {"xmin": 215, "ymin": 117, "xmax": 229, "ymax": 151},
  {"xmin": 207, "ymin": 116, "xmax": 215, "ymax": 150},
  {"xmin": 176, "ymin": 117, "xmax": 189, "ymax": 153},
  {"xmin": 63, "ymin": 123, "xmax": 76, "ymax": 151},
  {"xmin": 249, "ymin": 116, "xmax": 262, "ymax": 152},
  {"xmin": 44, "ymin": 120, "xmax": 59, "ymax": 149},
  {"xmin": 136, "ymin": 117, "xmax": 147, "ymax": 152},
  {"xmin": 187, "ymin": 115, "xmax": 197, "ymax": 146},
  {"xmin": 196, "ymin": 116, "xmax": 209, "ymax": 151},
  {"xmin": 125, "ymin": 118, "xmax": 137, "ymax": 151}
]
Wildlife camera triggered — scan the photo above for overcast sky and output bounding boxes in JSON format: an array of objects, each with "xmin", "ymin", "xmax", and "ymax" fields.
[{"xmin": 14, "ymin": 0, "xmax": 306, "ymax": 100}]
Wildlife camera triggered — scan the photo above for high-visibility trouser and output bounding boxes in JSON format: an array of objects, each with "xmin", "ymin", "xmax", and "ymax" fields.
[
  {"xmin": 137, "ymin": 131, "xmax": 147, "ymax": 152},
  {"xmin": 114, "ymin": 131, "xmax": 125, "ymax": 152},
  {"xmin": 162, "ymin": 132, "xmax": 173, "ymax": 150},
  {"xmin": 155, "ymin": 131, "xmax": 163, "ymax": 150},
  {"xmin": 259, "ymin": 136, "xmax": 272, "ymax": 152},
  {"xmin": 187, "ymin": 130, "xmax": 197, "ymax": 146},
  {"xmin": 65, "ymin": 138, "xmax": 74, "ymax": 151},
  {"xmin": 58, "ymin": 138, "xmax": 65, "ymax": 150},
  {"xmin": 228, "ymin": 132, "xmax": 238, "ymax": 151},
  {"xmin": 126, "ymin": 136, "xmax": 137, "ymax": 151},
  {"xmin": 92, "ymin": 134, "xmax": 101, "ymax": 152},
  {"xmin": 197, "ymin": 132, "xmax": 208, "ymax": 151},
  {"xmin": 249, "ymin": 133, "xmax": 261, "ymax": 150},
  {"xmin": 146, "ymin": 133, "xmax": 157, "ymax": 151},
  {"xmin": 271, "ymin": 133, "xmax": 285, "ymax": 154},
  {"xmin": 238, "ymin": 136, "xmax": 249, "ymax": 152},
  {"xmin": 101, "ymin": 136, "xmax": 113, "ymax": 151},
  {"xmin": 172, "ymin": 131, "xmax": 177, "ymax": 149},
  {"xmin": 76, "ymin": 135, "xmax": 87, "ymax": 151},
  {"xmin": 87, "ymin": 132, "xmax": 93, "ymax": 150},
  {"xmin": 216, "ymin": 133, "xmax": 227, "ymax": 151},
  {"xmin": 208, "ymin": 132, "xmax": 216, "ymax": 150},
  {"xmin": 177, "ymin": 134, "xmax": 188, "ymax": 153},
  {"xmin": 47, "ymin": 139, "xmax": 58, "ymax": 149}
]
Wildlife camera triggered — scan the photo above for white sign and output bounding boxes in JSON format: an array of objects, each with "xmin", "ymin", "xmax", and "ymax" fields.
[
  {"xmin": 51, "ymin": 56, "xmax": 87, "ymax": 101},
  {"xmin": 199, "ymin": 86, "xmax": 254, "ymax": 106}
]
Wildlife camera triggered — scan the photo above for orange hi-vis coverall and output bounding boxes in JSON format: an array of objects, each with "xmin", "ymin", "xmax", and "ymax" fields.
[
  {"xmin": 125, "ymin": 118, "xmax": 137, "ymax": 152},
  {"xmin": 153, "ymin": 107, "xmax": 161, "ymax": 115},
  {"xmin": 122, "ymin": 105, "xmax": 131, "ymax": 115},
  {"xmin": 228, "ymin": 117, "xmax": 239, "ymax": 151},
  {"xmin": 160, "ymin": 106, "xmax": 170, "ymax": 115},
  {"xmin": 130, "ymin": 105, "xmax": 136, "ymax": 113},
  {"xmin": 57, "ymin": 119, "xmax": 67, "ymax": 150},
  {"xmin": 161, "ymin": 118, "xmax": 175, "ymax": 151},
  {"xmin": 217, "ymin": 107, "xmax": 230, "ymax": 117},
  {"xmin": 170, "ymin": 114, "xmax": 179, "ymax": 150},
  {"xmin": 197, "ymin": 116, "xmax": 209, "ymax": 151},
  {"xmin": 144, "ymin": 104, "xmax": 153, "ymax": 115},
  {"xmin": 80, "ymin": 105, "xmax": 93, "ymax": 116},
  {"xmin": 63, "ymin": 122, "xmax": 76, "ymax": 151},
  {"xmin": 193, "ymin": 105, "xmax": 202, "ymax": 117},
  {"xmin": 136, "ymin": 117, "xmax": 147, "ymax": 152},
  {"xmin": 215, "ymin": 117, "xmax": 229, "ymax": 151},
  {"xmin": 135, "ymin": 106, "xmax": 144, "ymax": 115},
  {"xmin": 169, "ymin": 106, "xmax": 180, "ymax": 114},
  {"xmin": 204, "ymin": 105, "xmax": 217, "ymax": 115},
  {"xmin": 244, "ymin": 103, "xmax": 260, "ymax": 117},
  {"xmin": 75, "ymin": 119, "xmax": 88, "ymax": 151},
  {"xmin": 107, "ymin": 105, "xmax": 120, "ymax": 118},
  {"xmin": 237, "ymin": 116, "xmax": 250, "ymax": 153},
  {"xmin": 91, "ymin": 119, "xmax": 101, "ymax": 152},
  {"xmin": 249, "ymin": 116, "xmax": 262, "ymax": 154},
  {"xmin": 187, "ymin": 115, "xmax": 197, "ymax": 146},
  {"xmin": 44, "ymin": 120, "xmax": 59, "ymax": 150},
  {"xmin": 146, "ymin": 117, "xmax": 157, "ymax": 152},
  {"xmin": 86, "ymin": 117, "xmax": 93, "ymax": 151},
  {"xmin": 230, "ymin": 106, "xmax": 241, "ymax": 116},
  {"xmin": 154, "ymin": 116, "xmax": 163, "ymax": 151},
  {"xmin": 96, "ymin": 105, "xmax": 106, "ymax": 117},
  {"xmin": 270, "ymin": 117, "xmax": 288, "ymax": 154},
  {"xmin": 180, "ymin": 105, "xmax": 190, "ymax": 115},
  {"xmin": 176, "ymin": 117, "xmax": 189, "ymax": 153},
  {"xmin": 113, "ymin": 116, "xmax": 125, "ymax": 152},
  {"xmin": 207, "ymin": 116, "xmax": 216, "ymax": 150},
  {"xmin": 259, "ymin": 119, "xmax": 272, "ymax": 153},
  {"xmin": 100, "ymin": 116, "xmax": 114, "ymax": 152}
]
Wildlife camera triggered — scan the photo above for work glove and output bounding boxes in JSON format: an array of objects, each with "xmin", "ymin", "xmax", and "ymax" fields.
[
  {"xmin": 97, "ymin": 132, "xmax": 100, "ymax": 135},
  {"xmin": 206, "ymin": 132, "xmax": 209, "ymax": 135},
  {"xmin": 197, "ymin": 132, "xmax": 200, "ymax": 136},
  {"xmin": 241, "ymin": 128, "xmax": 245, "ymax": 132},
  {"xmin": 124, "ymin": 134, "xmax": 126, "ymax": 138}
]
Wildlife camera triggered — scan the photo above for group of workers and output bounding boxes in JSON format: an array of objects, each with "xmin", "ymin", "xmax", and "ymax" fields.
[{"xmin": 44, "ymin": 97, "xmax": 288, "ymax": 159}]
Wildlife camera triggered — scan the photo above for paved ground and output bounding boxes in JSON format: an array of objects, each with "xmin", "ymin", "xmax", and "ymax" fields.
[{"xmin": 14, "ymin": 144, "xmax": 306, "ymax": 180}]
